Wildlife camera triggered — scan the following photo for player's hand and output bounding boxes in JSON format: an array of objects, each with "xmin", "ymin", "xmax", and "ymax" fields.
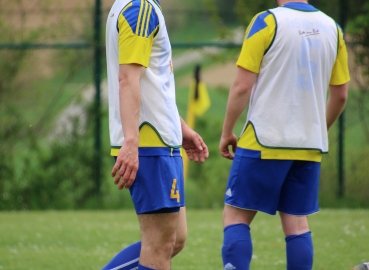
[
  {"xmin": 182, "ymin": 127, "xmax": 209, "ymax": 163},
  {"xmin": 219, "ymin": 133, "xmax": 237, "ymax": 160},
  {"xmin": 111, "ymin": 140, "xmax": 139, "ymax": 189}
]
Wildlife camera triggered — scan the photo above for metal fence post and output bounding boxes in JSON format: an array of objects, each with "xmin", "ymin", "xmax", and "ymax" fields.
[
  {"xmin": 94, "ymin": 0, "xmax": 102, "ymax": 197},
  {"xmin": 338, "ymin": 0, "xmax": 348, "ymax": 198}
]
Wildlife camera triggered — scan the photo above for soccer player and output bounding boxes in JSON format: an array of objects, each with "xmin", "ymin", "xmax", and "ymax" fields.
[
  {"xmin": 219, "ymin": 1, "xmax": 350, "ymax": 269},
  {"xmin": 103, "ymin": 0, "xmax": 209, "ymax": 269}
]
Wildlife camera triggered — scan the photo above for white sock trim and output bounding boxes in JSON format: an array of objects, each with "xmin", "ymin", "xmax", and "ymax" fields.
[{"xmin": 110, "ymin": 257, "xmax": 139, "ymax": 270}]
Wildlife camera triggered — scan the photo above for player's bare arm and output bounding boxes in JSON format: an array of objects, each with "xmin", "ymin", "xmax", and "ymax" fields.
[
  {"xmin": 219, "ymin": 67, "xmax": 257, "ymax": 160},
  {"xmin": 180, "ymin": 118, "xmax": 209, "ymax": 163},
  {"xmin": 112, "ymin": 64, "xmax": 145, "ymax": 190},
  {"xmin": 326, "ymin": 83, "xmax": 348, "ymax": 131}
]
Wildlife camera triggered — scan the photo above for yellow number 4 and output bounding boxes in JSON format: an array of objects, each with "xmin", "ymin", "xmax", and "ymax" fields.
[{"xmin": 170, "ymin": 179, "xmax": 180, "ymax": 203}]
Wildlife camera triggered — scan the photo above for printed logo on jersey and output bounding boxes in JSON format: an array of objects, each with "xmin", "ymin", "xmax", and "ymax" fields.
[
  {"xmin": 224, "ymin": 263, "xmax": 236, "ymax": 270},
  {"xmin": 226, "ymin": 188, "xmax": 233, "ymax": 197},
  {"xmin": 298, "ymin": 28, "xmax": 320, "ymax": 37},
  {"xmin": 170, "ymin": 178, "xmax": 180, "ymax": 202}
]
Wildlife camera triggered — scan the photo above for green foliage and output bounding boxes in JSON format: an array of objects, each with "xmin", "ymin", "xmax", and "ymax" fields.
[
  {"xmin": 0, "ymin": 104, "xmax": 98, "ymax": 210},
  {"xmin": 234, "ymin": 0, "xmax": 274, "ymax": 26},
  {"xmin": 202, "ymin": 0, "xmax": 233, "ymax": 38},
  {"xmin": 186, "ymin": 117, "xmax": 231, "ymax": 209},
  {"xmin": 309, "ymin": 0, "xmax": 340, "ymax": 21},
  {"xmin": 347, "ymin": 3, "xmax": 369, "ymax": 80},
  {"xmin": 0, "ymin": 19, "xmax": 38, "ymax": 98},
  {"xmin": 0, "ymin": 106, "xmax": 30, "ymax": 210}
]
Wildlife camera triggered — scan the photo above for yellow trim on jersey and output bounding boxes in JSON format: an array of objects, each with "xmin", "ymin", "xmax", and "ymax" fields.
[
  {"xmin": 111, "ymin": 148, "xmax": 119, "ymax": 156},
  {"xmin": 118, "ymin": 11, "xmax": 155, "ymax": 67},
  {"xmin": 144, "ymin": 5, "xmax": 152, "ymax": 37},
  {"xmin": 236, "ymin": 12, "xmax": 276, "ymax": 73},
  {"xmin": 110, "ymin": 124, "xmax": 165, "ymax": 156},
  {"xmin": 237, "ymin": 124, "xmax": 322, "ymax": 162},
  {"xmin": 330, "ymin": 27, "xmax": 350, "ymax": 85},
  {"xmin": 110, "ymin": 124, "xmax": 183, "ymax": 156},
  {"xmin": 139, "ymin": 1, "xmax": 148, "ymax": 36},
  {"xmin": 135, "ymin": 0, "xmax": 144, "ymax": 35},
  {"xmin": 138, "ymin": 124, "xmax": 166, "ymax": 147}
]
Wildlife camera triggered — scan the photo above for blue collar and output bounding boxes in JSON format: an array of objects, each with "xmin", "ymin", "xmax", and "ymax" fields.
[{"xmin": 283, "ymin": 2, "xmax": 318, "ymax": 11}]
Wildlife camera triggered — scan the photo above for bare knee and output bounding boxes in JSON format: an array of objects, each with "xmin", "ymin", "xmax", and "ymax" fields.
[
  {"xmin": 139, "ymin": 212, "xmax": 180, "ymax": 268},
  {"xmin": 279, "ymin": 212, "xmax": 310, "ymax": 236},
  {"xmin": 172, "ymin": 228, "xmax": 187, "ymax": 257},
  {"xmin": 160, "ymin": 233, "xmax": 177, "ymax": 256},
  {"xmin": 223, "ymin": 205, "xmax": 257, "ymax": 227},
  {"xmin": 172, "ymin": 207, "xmax": 188, "ymax": 257}
]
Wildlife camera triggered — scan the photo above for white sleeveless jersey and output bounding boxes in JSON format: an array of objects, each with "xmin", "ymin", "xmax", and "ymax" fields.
[
  {"xmin": 106, "ymin": 0, "xmax": 182, "ymax": 149},
  {"xmin": 246, "ymin": 6, "xmax": 338, "ymax": 152}
]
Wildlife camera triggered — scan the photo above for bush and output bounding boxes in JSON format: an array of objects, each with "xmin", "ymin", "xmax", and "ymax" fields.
[{"xmin": 0, "ymin": 104, "xmax": 98, "ymax": 210}]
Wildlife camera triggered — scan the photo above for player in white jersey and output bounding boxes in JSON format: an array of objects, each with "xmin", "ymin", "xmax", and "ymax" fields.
[
  {"xmin": 103, "ymin": 0, "xmax": 209, "ymax": 269},
  {"xmin": 219, "ymin": 1, "xmax": 349, "ymax": 269}
]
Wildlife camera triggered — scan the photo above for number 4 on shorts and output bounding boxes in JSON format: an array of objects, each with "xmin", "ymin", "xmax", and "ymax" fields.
[{"xmin": 170, "ymin": 179, "xmax": 180, "ymax": 202}]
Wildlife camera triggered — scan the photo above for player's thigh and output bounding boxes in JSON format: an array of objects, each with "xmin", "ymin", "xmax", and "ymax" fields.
[
  {"xmin": 278, "ymin": 160, "xmax": 321, "ymax": 216},
  {"xmin": 225, "ymin": 149, "xmax": 293, "ymax": 215},
  {"xmin": 139, "ymin": 211, "xmax": 180, "ymax": 246},
  {"xmin": 176, "ymin": 207, "xmax": 187, "ymax": 242},
  {"xmin": 130, "ymin": 149, "xmax": 185, "ymax": 214}
]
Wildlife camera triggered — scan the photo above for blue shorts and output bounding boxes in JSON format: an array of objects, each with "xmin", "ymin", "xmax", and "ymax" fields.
[
  {"xmin": 224, "ymin": 148, "xmax": 321, "ymax": 216},
  {"xmin": 115, "ymin": 147, "xmax": 185, "ymax": 214}
]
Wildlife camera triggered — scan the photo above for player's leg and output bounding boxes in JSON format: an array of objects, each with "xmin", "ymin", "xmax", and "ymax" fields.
[
  {"xmin": 101, "ymin": 207, "xmax": 186, "ymax": 270},
  {"xmin": 221, "ymin": 149, "xmax": 293, "ymax": 270},
  {"xmin": 101, "ymin": 241, "xmax": 141, "ymax": 270},
  {"xmin": 103, "ymin": 149, "xmax": 185, "ymax": 270},
  {"xmin": 134, "ymin": 149, "xmax": 185, "ymax": 269},
  {"xmin": 278, "ymin": 160, "xmax": 321, "ymax": 270},
  {"xmin": 173, "ymin": 206, "xmax": 187, "ymax": 257},
  {"xmin": 222, "ymin": 205, "xmax": 256, "ymax": 270},
  {"xmin": 280, "ymin": 213, "xmax": 313, "ymax": 270},
  {"xmin": 138, "ymin": 211, "xmax": 180, "ymax": 269}
]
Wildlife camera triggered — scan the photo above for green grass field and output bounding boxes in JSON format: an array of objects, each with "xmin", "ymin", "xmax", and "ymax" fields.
[{"xmin": 1, "ymin": 209, "xmax": 368, "ymax": 269}]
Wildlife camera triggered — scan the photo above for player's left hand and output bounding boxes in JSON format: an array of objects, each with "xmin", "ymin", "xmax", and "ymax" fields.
[{"xmin": 182, "ymin": 127, "xmax": 209, "ymax": 163}]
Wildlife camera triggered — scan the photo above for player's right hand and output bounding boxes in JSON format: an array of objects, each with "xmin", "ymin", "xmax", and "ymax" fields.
[
  {"xmin": 219, "ymin": 133, "xmax": 237, "ymax": 160},
  {"xmin": 111, "ymin": 140, "xmax": 139, "ymax": 189}
]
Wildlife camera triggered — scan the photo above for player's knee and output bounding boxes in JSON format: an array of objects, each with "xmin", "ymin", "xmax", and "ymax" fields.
[
  {"xmin": 156, "ymin": 230, "xmax": 177, "ymax": 254},
  {"xmin": 159, "ymin": 236, "xmax": 177, "ymax": 258},
  {"xmin": 172, "ymin": 234, "xmax": 186, "ymax": 257}
]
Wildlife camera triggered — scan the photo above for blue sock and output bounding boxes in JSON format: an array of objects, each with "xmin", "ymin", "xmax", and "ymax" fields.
[
  {"xmin": 222, "ymin": 223, "xmax": 252, "ymax": 270},
  {"xmin": 286, "ymin": 232, "xmax": 313, "ymax": 270},
  {"xmin": 102, "ymin": 241, "xmax": 141, "ymax": 270},
  {"xmin": 138, "ymin": 264, "xmax": 155, "ymax": 270}
]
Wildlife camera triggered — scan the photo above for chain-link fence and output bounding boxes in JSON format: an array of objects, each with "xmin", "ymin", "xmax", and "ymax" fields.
[{"xmin": 0, "ymin": 0, "xmax": 368, "ymax": 210}]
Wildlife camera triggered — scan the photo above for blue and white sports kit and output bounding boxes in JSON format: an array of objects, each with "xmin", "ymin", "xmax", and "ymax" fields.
[
  {"xmin": 224, "ymin": 2, "xmax": 350, "ymax": 216},
  {"xmin": 106, "ymin": 0, "xmax": 185, "ymax": 214},
  {"xmin": 222, "ymin": 3, "xmax": 350, "ymax": 270}
]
